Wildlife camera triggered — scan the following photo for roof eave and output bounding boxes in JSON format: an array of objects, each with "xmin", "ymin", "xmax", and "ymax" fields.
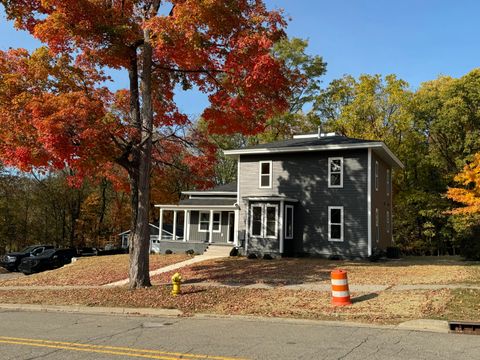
[{"xmin": 223, "ymin": 142, "xmax": 404, "ymax": 169}]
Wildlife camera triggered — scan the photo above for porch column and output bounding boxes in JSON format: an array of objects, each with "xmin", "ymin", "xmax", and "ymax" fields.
[
  {"xmin": 184, "ymin": 210, "xmax": 188, "ymax": 242},
  {"xmin": 159, "ymin": 208, "xmax": 164, "ymax": 241},
  {"xmin": 279, "ymin": 200, "xmax": 284, "ymax": 253},
  {"xmin": 209, "ymin": 209, "xmax": 214, "ymax": 244},
  {"xmin": 173, "ymin": 210, "xmax": 177, "ymax": 241},
  {"xmin": 234, "ymin": 209, "xmax": 240, "ymax": 246}
]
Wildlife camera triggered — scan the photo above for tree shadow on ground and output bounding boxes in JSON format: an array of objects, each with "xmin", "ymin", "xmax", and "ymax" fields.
[{"xmin": 351, "ymin": 292, "xmax": 378, "ymax": 303}]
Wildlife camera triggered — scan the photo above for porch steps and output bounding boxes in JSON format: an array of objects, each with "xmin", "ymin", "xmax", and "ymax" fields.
[
  {"xmin": 104, "ymin": 244, "xmax": 234, "ymax": 287},
  {"xmin": 203, "ymin": 244, "xmax": 233, "ymax": 257}
]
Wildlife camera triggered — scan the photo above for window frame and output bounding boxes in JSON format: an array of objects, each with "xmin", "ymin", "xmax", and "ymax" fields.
[
  {"xmin": 265, "ymin": 205, "xmax": 278, "ymax": 239},
  {"xmin": 386, "ymin": 169, "xmax": 391, "ymax": 196},
  {"xmin": 386, "ymin": 210, "xmax": 390, "ymax": 234},
  {"xmin": 285, "ymin": 205, "xmax": 294, "ymax": 239},
  {"xmin": 375, "ymin": 160, "xmax": 379, "ymax": 191},
  {"xmin": 328, "ymin": 157, "xmax": 344, "ymax": 188},
  {"xmin": 250, "ymin": 205, "xmax": 263, "ymax": 237},
  {"xmin": 249, "ymin": 203, "xmax": 278, "ymax": 239},
  {"xmin": 328, "ymin": 206, "xmax": 344, "ymax": 242},
  {"xmin": 198, "ymin": 211, "xmax": 221, "ymax": 233},
  {"xmin": 259, "ymin": 161, "xmax": 273, "ymax": 189}
]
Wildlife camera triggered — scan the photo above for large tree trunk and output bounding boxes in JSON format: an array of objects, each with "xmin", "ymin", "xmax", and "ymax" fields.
[{"xmin": 128, "ymin": 26, "xmax": 154, "ymax": 289}]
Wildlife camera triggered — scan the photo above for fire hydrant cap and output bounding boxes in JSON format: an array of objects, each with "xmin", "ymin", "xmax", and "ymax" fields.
[{"xmin": 172, "ymin": 273, "xmax": 182, "ymax": 282}]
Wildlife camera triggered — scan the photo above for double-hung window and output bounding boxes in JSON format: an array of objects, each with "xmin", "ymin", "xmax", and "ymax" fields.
[
  {"xmin": 386, "ymin": 169, "xmax": 391, "ymax": 196},
  {"xmin": 328, "ymin": 206, "xmax": 344, "ymax": 242},
  {"xmin": 285, "ymin": 205, "xmax": 294, "ymax": 239},
  {"xmin": 259, "ymin": 161, "xmax": 272, "ymax": 188},
  {"xmin": 198, "ymin": 211, "xmax": 221, "ymax": 232},
  {"xmin": 328, "ymin": 157, "xmax": 343, "ymax": 188},
  {"xmin": 386, "ymin": 210, "xmax": 390, "ymax": 234},
  {"xmin": 250, "ymin": 204, "xmax": 278, "ymax": 238}
]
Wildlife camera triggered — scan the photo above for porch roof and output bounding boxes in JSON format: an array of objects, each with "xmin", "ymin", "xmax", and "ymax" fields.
[
  {"xmin": 179, "ymin": 198, "xmax": 237, "ymax": 206},
  {"xmin": 154, "ymin": 204, "xmax": 238, "ymax": 211},
  {"xmin": 243, "ymin": 195, "xmax": 298, "ymax": 203}
]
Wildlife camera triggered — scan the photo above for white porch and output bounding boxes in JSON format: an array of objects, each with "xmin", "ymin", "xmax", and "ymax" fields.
[{"xmin": 154, "ymin": 204, "xmax": 240, "ymax": 246}]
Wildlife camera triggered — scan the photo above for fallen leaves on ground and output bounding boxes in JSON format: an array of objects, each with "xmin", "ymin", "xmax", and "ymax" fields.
[
  {"xmin": 0, "ymin": 286, "xmax": 456, "ymax": 325},
  {"xmin": 151, "ymin": 257, "xmax": 480, "ymax": 286},
  {"xmin": 441, "ymin": 289, "xmax": 480, "ymax": 321},
  {"xmin": 0, "ymin": 254, "xmax": 189, "ymax": 286}
]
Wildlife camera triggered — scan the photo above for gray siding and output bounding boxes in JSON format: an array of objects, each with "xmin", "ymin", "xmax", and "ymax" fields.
[
  {"xmin": 371, "ymin": 153, "xmax": 393, "ymax": 251},
  {"xmin": 239, "ymin": 150, "xmax": 369, "ymax": 258},
  {"xmin": 188, "ymin": 211, "xmax": 232, "ymax": 243}
]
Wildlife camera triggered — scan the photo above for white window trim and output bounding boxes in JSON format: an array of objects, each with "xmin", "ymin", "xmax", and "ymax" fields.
[
  {"xmin": 259, "ymin": 161, "xmax": 273, "ymax": 189},
  {"xmin": 328, "ymin": 206, "xmax": 344, "ymax": 242},
  {"xmin": 198, "ymin": 211, "xmax": 221, "ymax": 233},
  {"xmin": 285, "ymin": 205, "xmax": 294, "ymax": 239},
  {"xmin": 249, "ymin": 203, "xmax": 278, "ymax": 239},
  {"xmin": 375, "ymin": 161, "xmax": 379, "ymax": 191},
  {"xmin": 328, "ymin": 157, "xmax": 343, "ymax": 188},
  {"xmin": 386, "ymin": 169, "xmax": 391, "ymax": 196},
  {"xmin": 386, "ymin": 210, "xmax": 390, "ymax": 234},
  {"xmin": 265, "ymin": 204, "xmax": 278, "ymax": 239},
  {"xmin": 250, "ymin": 205, "xmax": 263, "ymax": 237}
]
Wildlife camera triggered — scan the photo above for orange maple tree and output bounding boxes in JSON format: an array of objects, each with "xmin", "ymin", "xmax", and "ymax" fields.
[
  {"xmin": 0, "ymin": 1, "xmax": 292, "ymax": 288},
  {"xmin": 447, "ymin": 153, "xmax": 480, "ymax": 214}
]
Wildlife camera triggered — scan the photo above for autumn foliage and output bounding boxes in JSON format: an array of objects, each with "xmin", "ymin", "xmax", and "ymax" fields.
[
  {"xmin": 0, "ymin": 1, "xmax": 293, "ymax": 287},
  {"xmin": 447, "ymin": 153, "xmax": 480, "ymax": 214}
]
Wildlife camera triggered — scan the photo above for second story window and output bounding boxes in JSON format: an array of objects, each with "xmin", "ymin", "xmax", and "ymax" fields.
[
  {"xmin": 328, "ymin": 157, "xmax": 343, "ymax": 188},
  {"xmin": 259, "ymin": 161, "xmax": 272, "ymax": 188}
]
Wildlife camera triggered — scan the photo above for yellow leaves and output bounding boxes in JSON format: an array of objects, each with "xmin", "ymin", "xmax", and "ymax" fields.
[{"xmin": 448, "ymin": 152, "xmax": 480, "ymax": 214}]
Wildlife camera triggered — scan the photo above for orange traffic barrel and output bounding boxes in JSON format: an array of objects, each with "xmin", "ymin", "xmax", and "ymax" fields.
[{"xmin": 331, "ymin": 269, "xmax": 352, "ymax": 306}]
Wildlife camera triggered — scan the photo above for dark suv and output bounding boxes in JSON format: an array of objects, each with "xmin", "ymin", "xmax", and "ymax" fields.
[
  {"xmin": 18, "ymin": 248, "xmax": 77, "ymax": 275},
  {"xmin": 0, "ymin": 245, "xmax": 54, "ymax": 272}
]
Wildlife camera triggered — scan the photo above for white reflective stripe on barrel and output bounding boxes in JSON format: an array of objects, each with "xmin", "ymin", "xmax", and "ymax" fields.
[
  {"xmin": 331, "ymin": 279, "xmax": 348, "ymax": 286},
  {"xmin": 332, "ymin": 290, "xmax": 350, "ymax": 297}
]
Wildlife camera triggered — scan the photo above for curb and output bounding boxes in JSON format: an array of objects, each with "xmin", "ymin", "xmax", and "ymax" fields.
[
  {"xmin": 0, "ymin": 303, "xmax": 449, "ymax": 333},
  {"xmin": 0, "ymin": 303, "xmax": 182, "ymax": 317}
]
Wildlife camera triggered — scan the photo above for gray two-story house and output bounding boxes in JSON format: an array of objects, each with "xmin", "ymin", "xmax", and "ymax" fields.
[{"xmin": 155, "ymin": 132, "xmax": 404, "ymax": 258}]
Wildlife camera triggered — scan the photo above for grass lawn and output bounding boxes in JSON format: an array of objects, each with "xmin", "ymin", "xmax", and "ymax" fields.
[
  {"xmin": 0, "ymin": 255, "xmax": 478, "ymax": 325},
  {"xmin": 0, "ymin": 286, "xmax": 456, "ymax": 324},
  {"xmin": 0, "ymin": 254, "xmax": 189, "ymax": 286},
  {"xmin": 151, "ymin": 256, "xmax": 480, "ymax": 286}
]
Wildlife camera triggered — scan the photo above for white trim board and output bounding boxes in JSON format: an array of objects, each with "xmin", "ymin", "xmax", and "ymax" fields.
[{"xmin": 223, "ymin": 142, "xmax": 404, "ymax": 169}]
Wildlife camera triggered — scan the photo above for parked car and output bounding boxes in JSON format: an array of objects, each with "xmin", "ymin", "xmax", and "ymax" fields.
[
  {"xmin": 77, "ymin": 247, "xmax": 98, "ymax": 257},
  {"xmin": 18, "ymin": 248, "xmax": 77, "ymax": 275},
  {"xmin": 0, "ymin": 245, "xmax": 55, "ymax": 272}
]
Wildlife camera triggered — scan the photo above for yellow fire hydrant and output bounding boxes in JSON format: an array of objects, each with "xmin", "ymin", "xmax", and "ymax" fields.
[{"xmin": 171, "ymin": 272, "xmax": 182, "ymax": 296}]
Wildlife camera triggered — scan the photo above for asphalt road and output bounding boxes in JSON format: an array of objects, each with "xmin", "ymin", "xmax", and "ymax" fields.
[{"xmin": 0, "ymin": 310, "xmax": 478, "ymax": 360}]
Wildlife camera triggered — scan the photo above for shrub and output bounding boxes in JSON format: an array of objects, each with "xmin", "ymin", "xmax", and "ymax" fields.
[
  {"xmin": 459, "ymin": 225, "xmax": 480, "ymax": 260},
  {"xmin": 262, "ymin": 254, "xmax": 273, "ymax": 260},
  {"xmin": 386, "ymin": 246, "xmax": 401, "ymax": 259},
  {"xmin": 247, "ymin": 253, "xmax": 257, "ymax": 259},
  {"xmin": 229, "ymin": 247, "xmax": 239, "ymax": 257},
  {"xmin": 328, "ymin": 254, "xmax": 343, "ymax": 261},
  {"xmin": 165, "ymin": 249, "xmax": 173, "ymax": 255}
]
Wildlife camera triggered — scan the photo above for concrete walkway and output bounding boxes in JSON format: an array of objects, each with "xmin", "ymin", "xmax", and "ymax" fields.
[{"xmin": 104, "ymin": 245, "xmax": 232, "ymax": 287}]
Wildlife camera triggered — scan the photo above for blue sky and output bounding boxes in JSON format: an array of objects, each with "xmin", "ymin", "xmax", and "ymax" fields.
[{"xmin": 1, "ymin": 1, "xmax": 479, "ymax": 116}]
